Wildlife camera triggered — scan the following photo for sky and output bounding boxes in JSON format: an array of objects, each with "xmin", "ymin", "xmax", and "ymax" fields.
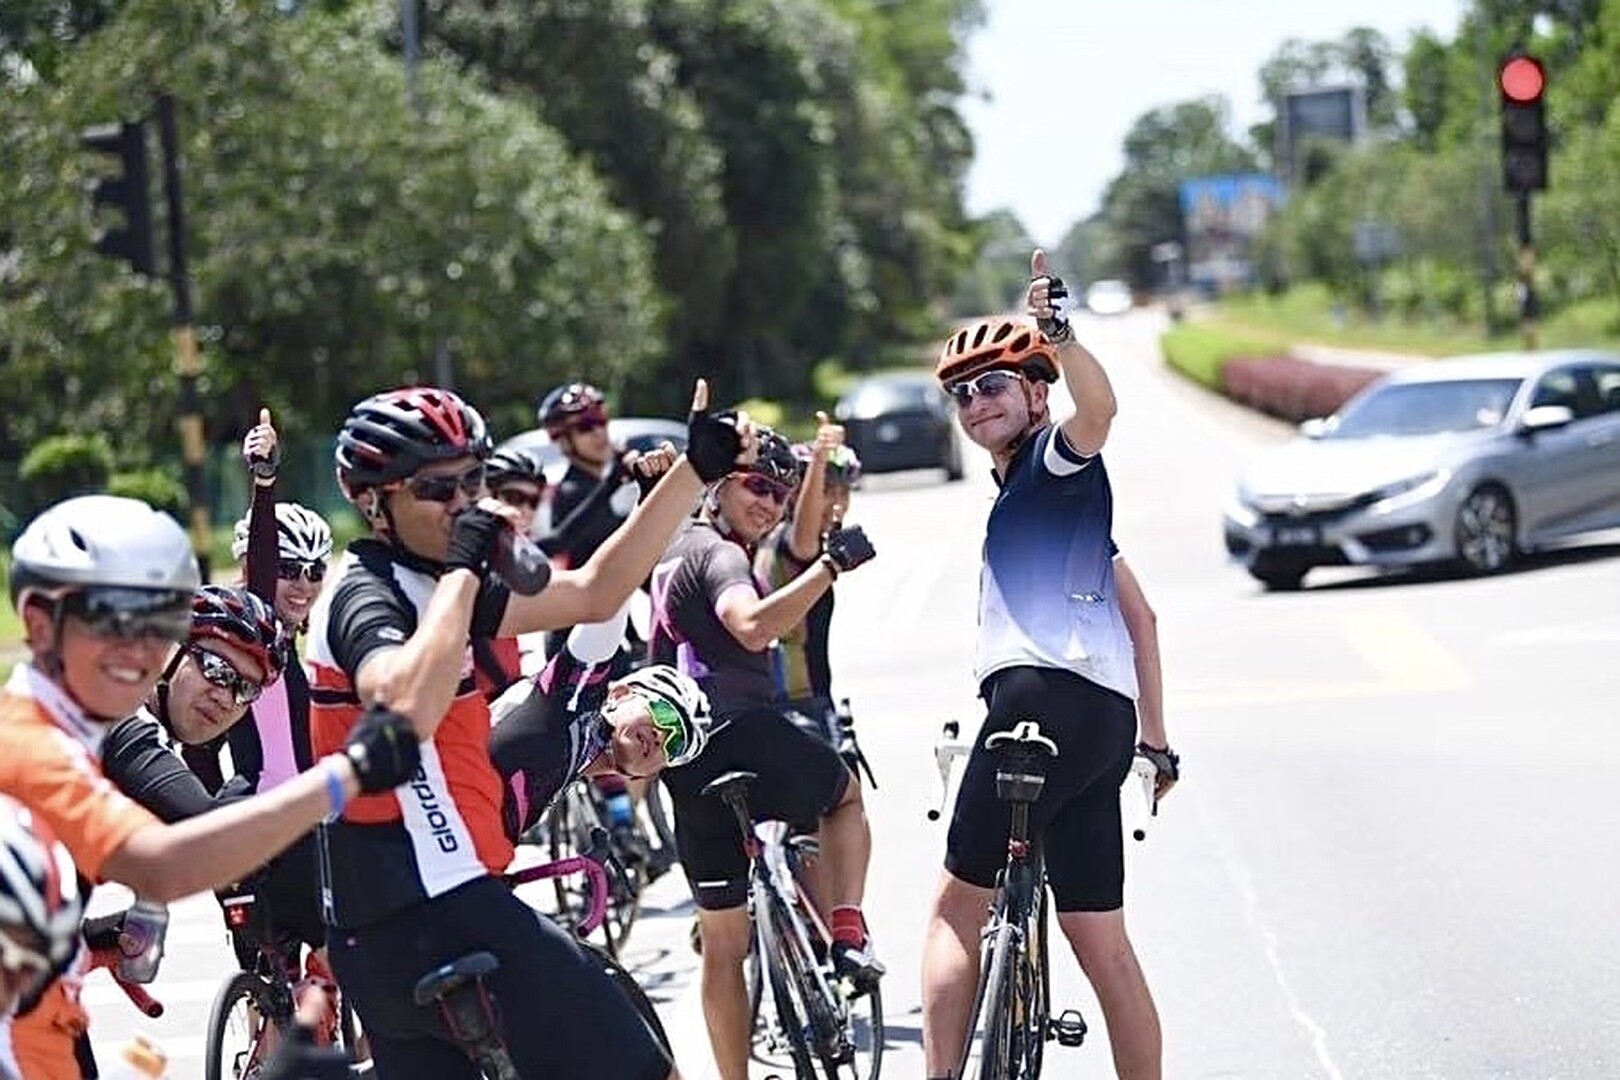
[{"xmin": 960, "ymin": 0, "xmax": 1471, "ymax": 246}]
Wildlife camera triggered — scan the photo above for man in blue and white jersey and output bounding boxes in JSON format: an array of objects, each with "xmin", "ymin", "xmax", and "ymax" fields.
[{"xmin": 919, "ymin": 250, "xmax": 1180, "ymax": 1080}]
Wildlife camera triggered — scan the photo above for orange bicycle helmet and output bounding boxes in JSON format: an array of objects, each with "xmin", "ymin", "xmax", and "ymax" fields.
[{"xmin": 935, "ymin": 316, "xmax": 1059, "ymax": 387}]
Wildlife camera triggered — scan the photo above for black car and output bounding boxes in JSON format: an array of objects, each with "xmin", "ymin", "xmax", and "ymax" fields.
[{"xmin": 835, "ymin": 371, "xmax": 964, "ymax": 481}]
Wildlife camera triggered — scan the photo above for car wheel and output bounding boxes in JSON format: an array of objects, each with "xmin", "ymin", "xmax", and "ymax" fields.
[
  {"xmin": 1248, "ymin": 557, "xmax": 1308, "ymax": 592},
  {"xmin": 1455, "ymin": 484, "xmax": 1516, "ymax": 574}
]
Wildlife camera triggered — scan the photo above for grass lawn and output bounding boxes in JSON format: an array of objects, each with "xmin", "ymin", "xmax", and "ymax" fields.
[{"xmin": 1208, "ymin": 284, "xmax": 1620, "ymax": 357}]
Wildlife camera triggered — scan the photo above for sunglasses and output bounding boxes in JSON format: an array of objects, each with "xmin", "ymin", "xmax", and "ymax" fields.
[
  {"xmin": 0, "ymin": 926, "xmax": 52, "ymax": 994},
  {"xmin": 563, "ymin": 412, "xmax": 607, "ymax": 436},
  {"xmin": 277, "ymin": 558, "xmax": 327, "ymax": 584},
  {"xmin": 187, "ymin": 644, "xmax": 266, "ymax": 706},
  {"xmin": 404, "ymin": 465, "xmax": 486, "ymax": 504},
  {"xmin": 945, "ymin": 369, "xmax": 1025, "ymax": 407},
  {"xmin": 639, "ymin": 694, "xmax": 689, "ymax": 764},
  {"xmin": 495, "ymin": 487, "xmax": 542, "ymax": 511},
  {"xmin": 60, "ymin": 588, "xmax": 193, "ymax": 644},
  {"xmin": 737, "ymin": 473, "xmax": 793, "ymax": 506}
]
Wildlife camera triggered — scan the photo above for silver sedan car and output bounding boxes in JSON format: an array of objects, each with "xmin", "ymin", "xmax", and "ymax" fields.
[{"xmin": 1223, "ymin": 350, "xmax": 1620, "ymax": 590}]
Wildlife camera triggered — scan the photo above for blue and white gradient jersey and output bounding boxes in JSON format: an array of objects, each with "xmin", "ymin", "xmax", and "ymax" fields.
[{"xmin": 976, "ymin": 425, "xmax": 1138, "ymax": 700}]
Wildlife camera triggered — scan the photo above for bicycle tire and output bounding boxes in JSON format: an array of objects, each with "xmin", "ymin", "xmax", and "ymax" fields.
[
  {"xmin": 976, "ymin": 926, "xmax": 1017, "ymax": 1080},
  {"xmin": 758, "ymin": 892, "xmax": 818, "ymax": 1078},
  {"xmin": 642, "ymin": 781, "xmax": 679, "ymax": 868},
  {"xmin": 586, "ymin": 943, "xmax": 674, "ymax": 1065},
  {"xmin": 767, "ymin": 889, "xmax": 883, "ymax": 1080},
  {"xmin": 1024, "ymin": 881, "xmax": 1050, "ymax": 1077},
  {"xmin": 205, "ymin": 971, "xmax": 284, "ymax": 1080}
]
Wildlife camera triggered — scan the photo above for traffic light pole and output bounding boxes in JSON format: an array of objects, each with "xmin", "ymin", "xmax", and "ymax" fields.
[
  {"xmin": 1515, "ymin": 193, "xmax": 1538, "ymax": 351},
  {"xmin": 156, "ymin": 94, "xmax": 211, "ymax": 579}
]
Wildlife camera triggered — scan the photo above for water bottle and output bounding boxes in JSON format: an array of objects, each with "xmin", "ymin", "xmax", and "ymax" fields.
[
  {"xmin": 491, "ymin": 528, "xmax": 552, "ymax": 596},
  {"xmin": 115, "ymin": 899, "xmax": 169, "ymax": 985},
  {"xmin": 604, "ymin": 791, "xmax": 635, "ymax": 830}
]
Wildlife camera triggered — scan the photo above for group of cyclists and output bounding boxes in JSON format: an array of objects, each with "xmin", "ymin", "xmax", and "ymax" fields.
[{"xmin": 0, "ymin": 246, "xmax": 1180, "ymax": 1079}]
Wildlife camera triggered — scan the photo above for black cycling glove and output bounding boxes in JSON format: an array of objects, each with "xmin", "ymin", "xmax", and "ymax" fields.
[
  {"xmin": 687, "ymin": 406, "xmax": 746, "ymax": 483},
  {"xmin": 445, "ymin": 506, "xmax": 507, "ymax": 579},
  {"xmin": 824, "ymin": 525, "xmax": 876, "ymax": 573},
  {"xmin": 345, "ymin": 705, "xmax": 421, "ymax": 793},
  {"xmin": 1136, "ymin": 741, "xmax": 1180, "ymax": 783},
  {"xmin": 1034, "ymin": 274, "xmax": 1074, "ymax": 343}
]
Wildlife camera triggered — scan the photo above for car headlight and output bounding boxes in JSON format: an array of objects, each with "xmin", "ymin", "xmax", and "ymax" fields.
[{"xmin": 1368, "ymin": 470, "xmax": 1449, "ymax": 507}]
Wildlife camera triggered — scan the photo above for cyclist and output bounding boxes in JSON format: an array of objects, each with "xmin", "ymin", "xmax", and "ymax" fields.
[
  {"xmin": 0, "ymin": 494, "xmax": 419, "ymax": 1078},
  {"xmin": 0, "ymin": 799, "xmax": 83, "ymax": 1023},
  {"xmin": 648, "ymin": 423, "xmax": 879, "ymax": 1080},
  {"xmin": 919, "ymin": 250, "xmax": 1178, "ymax": 1080},
  {"xmin": 307, "ymin": 381, "xmax": 750, "ymax": 1079},
  {"xmin": 534, "ymin": 381, "xmax": 637, "ymax": 570},
  {"xmin": 471, "ymin": 446, "xmax": 546, "ymax": 701},
  {"xmin": 757, "ymin": 417, "xmax": 861, "ymax": 711}
]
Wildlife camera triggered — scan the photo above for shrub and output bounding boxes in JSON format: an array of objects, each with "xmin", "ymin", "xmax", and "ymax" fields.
[
  {"xmin": 17, "ymin": 434, "xmax": 114, "ymax": 513},
  {"xmin": 1221, "ymin": 357, "xmax": 1382, "ymax": 421},
  {"xmin": 107, "ymin": 468, "xmax": 189, "ymax": 518},
  {"xmin": 1160, "ymin": 324, "xmax": 1281, "ymax": 389}
]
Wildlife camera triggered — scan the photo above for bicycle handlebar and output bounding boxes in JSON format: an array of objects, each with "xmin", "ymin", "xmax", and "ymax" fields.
[
  {"xmin": 505, "ymin": 832, "xmax": 613, "ymax": 937},
  {"xmin": 1122, "ymin": 755, "xmax": 1158, "ymax": 842},
  {"xmin": 88, "ymin": 948, "xmax": 165, "ymax": 1019},
  {"xmin": 927, "ymin": 720, "xmax": 973, "ymax": 822}
]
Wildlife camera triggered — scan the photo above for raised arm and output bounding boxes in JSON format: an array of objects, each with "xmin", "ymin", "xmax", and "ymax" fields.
[
  {"xmin": 242, "ymin": 407, "xmax": 281, "ymax": 603},
  {"xmin": 1029, "ymin": 249, "xmax": 1117, "ymax": 456}
]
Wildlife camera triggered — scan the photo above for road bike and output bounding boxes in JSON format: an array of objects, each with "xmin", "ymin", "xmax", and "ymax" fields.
[
  {"xmin": 703, "ymin": 768, "xmax": 884, "ymax": 1079},
  {"xmin": 930, "ymin": 720, "xmax": 1089, "ymax": 1080}
]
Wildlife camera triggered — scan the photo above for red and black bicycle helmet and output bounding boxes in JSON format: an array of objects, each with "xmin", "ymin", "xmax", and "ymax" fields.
[
  {"xmin": 935, "ymin": 316, "xmax": 1059, "ymax": 387},
  {"xmin": 721, "ymin": 418, "xmax": 800, "ymax": 488},
  {"xmin": 189, "ymin": 585, "xmax": 291, "ymax": 683},
  {"xmin": 537, "ymin": 383, "xmax": 607, "ymax": 435},
  {"xmin": 336, "ymin": 387, "xmax": 492, "ymax": 489}
]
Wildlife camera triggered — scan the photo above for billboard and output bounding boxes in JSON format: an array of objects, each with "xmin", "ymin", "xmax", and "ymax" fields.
[
  {"xmin": 1178, "ymin": 174, "xmax": 1284, "ymax": 292},
  {"xmin": 1279, "ymin": 84, "xmax": 1367, "ymax": 187}
]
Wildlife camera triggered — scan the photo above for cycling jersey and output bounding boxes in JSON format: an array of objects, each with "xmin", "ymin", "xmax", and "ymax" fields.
[
  {"xmin": 542, "ymin": 460, "xmax": 634, "ymax": 569},
  {"xmin": 0, "ymin": 666, "xmax": 161, "ymax": 1080},
  {"xmin": 977, "ymin": 425, "xmax": 1138, "ymax": 700},
  {"xmin": 305, "ymin": 539, "xmax": 512, "ymax": 931},
  {"xmin": 649, "ymin": 519, "xmax": 776, "ymax": 715},
  {"xmin": 756, "ymin": 523, "xmax": 834, "ymax": 700},
  {"xmin": 488, "ymin": 620, "xmax": 621, "ymax": 841}
]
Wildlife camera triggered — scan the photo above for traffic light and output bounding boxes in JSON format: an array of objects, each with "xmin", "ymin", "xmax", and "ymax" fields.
[
  {"xmin": 80, "ymin": 120, "xmax": 156, "ymax": 274},
  {"xmin": 1499, "ymin": 54, "xmax": 1548, "ymax": 194}
]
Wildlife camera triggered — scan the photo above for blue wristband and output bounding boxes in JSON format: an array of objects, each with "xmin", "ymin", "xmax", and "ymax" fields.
[{"xmin": 323, "ymin": 758, "xmax": 348, "ymax": 821}]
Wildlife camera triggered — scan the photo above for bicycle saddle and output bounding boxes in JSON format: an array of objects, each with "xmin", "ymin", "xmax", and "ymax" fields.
[
  {"xmin": 413, "ymin": 951, "xmax": 500, "ymax": 1007},
  {"xmin": 701, "ymin": 770, "xmax": 759, "ymax": 803},
  {"xmin": 985, "ymin": 720, "xmax": 1058, "ymax": 759}
]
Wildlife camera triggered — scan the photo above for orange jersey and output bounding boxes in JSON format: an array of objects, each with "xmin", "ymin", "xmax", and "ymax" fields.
[
  {"xmin": 0, "ymin": 665, "xmax": 161, "ymax": 1080},
  {"xmin": 305, "ymin": 541, "xmax": 514, "ymax": 929}
]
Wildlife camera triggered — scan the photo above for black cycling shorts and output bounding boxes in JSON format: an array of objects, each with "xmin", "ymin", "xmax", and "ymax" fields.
[
  {"xmin": 327, "ymin": 876, "xmax": 668, "ymax": 1080},
  {"xmin": 945, "ymin": 666, "xmax": 1137, "ymax": 913},
  {"xmin": 660, "ymin": 705, "xmax": 852, "ymax": 910}
]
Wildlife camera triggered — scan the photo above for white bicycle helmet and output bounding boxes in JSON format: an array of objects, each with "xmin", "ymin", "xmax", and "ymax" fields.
[
  {"xmin": 0, "ymin": 798, "xmax": 85, "ymax": 975},
  {"xmin": 8, "ymin": 495, "xmax": 200, "ymax": 609},
  {"xmin": 230, "ymin": 502, "xmax": 333, "ymax": 563},
  {"xmin": 614, "ymin": 665, "xmax": 713, "ymax": 767}
]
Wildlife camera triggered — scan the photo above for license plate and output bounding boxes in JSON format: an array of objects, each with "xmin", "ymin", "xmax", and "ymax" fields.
[
  {"xmin": 1271, "ymin": 524, "xmax": 1321, "ymax": 547},
  {"xmin": 876, "ymin": 422, "xmax": 901, "ymax": 443}
]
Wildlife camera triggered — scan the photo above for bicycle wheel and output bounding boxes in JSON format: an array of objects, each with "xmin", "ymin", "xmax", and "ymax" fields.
[
  {"xmin": 976, "ymin": 926, "xmax": 1018, "ymax": 1080},
  {"xmin": 641, "ymin": 781, "xmax": 679, "ymax": 873},
  {"xmin": 585, "ymin": 943, "xmax": 673, "ymax": 1065},
  {"xmin": 205, "ymin": 971, "xmax": 284, "ymax": 1080},
  {"xmin": 753, "ymin": 892, "xmax": 818, "ymax": 1078},
  {"xmin": 1022, "ymin": 881, "xmax": 1050, "ymax": 1077}
]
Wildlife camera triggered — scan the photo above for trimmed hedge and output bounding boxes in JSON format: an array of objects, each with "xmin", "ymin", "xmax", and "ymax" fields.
[
  {"xmin": 1160, "ymin": 324, "xmax": 1280, "ymax": 389},
  {"xmin": 1220, "ymin": 357, "xmax": 1382, "ymax": 421}
]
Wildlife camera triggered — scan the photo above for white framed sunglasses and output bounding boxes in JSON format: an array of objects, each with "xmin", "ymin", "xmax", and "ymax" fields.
[{"xmin": 945, "ymin": 369, "xmax": 1025, "ymax": 407}]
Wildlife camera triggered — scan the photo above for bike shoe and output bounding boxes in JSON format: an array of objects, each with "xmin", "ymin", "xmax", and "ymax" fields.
[{"xmin": 830, "ymin": 941, "xmax": 885, "ymax": 996}]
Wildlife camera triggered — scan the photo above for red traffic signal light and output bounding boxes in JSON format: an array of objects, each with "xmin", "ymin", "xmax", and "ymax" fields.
[
  {"xmin": 1498, "ymin": 55, "xmax": 1548, "ymax": 194},
  {"xmin": 1499, "ymin": 56, "xmax": 1545, "ymax": 104}
]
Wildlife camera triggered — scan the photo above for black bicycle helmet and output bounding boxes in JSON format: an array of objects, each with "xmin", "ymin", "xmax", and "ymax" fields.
[
  {"xmin": 485, "ymin": 446, "xmax": 546, "ymax": 490},
  {"xmin": 537, "ymin": 383, "xmax": 607, "ymax": 434},
  {"xmin": 189, "ymin": 585, "xmax": 292, "ymax": 683},
  {"xmin": 336, "ymin": 387, "xmax": 492, "ymax": 490},
  {"xmin": 723, "ymin": 418, "xmax": 800, "ymax": 488}
]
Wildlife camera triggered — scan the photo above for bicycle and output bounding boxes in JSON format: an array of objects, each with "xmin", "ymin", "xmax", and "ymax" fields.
[
  {"xmin": 930, "ymin": 720, "xmax": 1088, "ymax": 1080},
  {"xmin": 703, "ymin": 768, "xmax": 884, "ymax": 1079},
  {"xmin": 204, "ymin": 876, "xmax": 364, "ymax": 1080}
]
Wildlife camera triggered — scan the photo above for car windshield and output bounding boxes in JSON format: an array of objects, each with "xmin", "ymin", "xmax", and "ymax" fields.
[
  {"xmin": 845, "ymin": 380, "xmax": 936, "ymax": 416},
  {"xmin": 1328, "ymin": 378, "xmax": 1523, "ymax": 438}
]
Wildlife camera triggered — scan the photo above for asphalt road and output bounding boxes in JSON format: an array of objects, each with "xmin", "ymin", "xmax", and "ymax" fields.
[{"xmin": 89, "ymin": 309, "xmax": 1620, "ymax": 1078}]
